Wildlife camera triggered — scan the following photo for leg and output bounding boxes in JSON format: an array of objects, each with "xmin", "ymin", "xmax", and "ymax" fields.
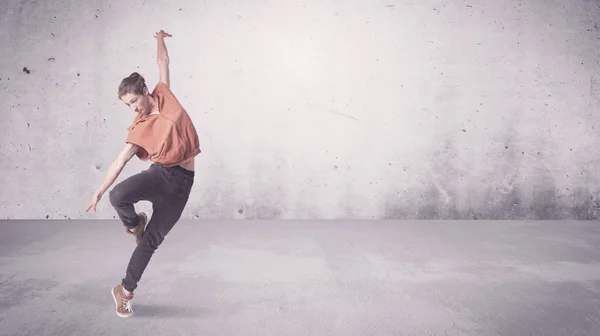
[
  {"xmin": 110, "ymin": 165, "xmax": 194, "ymax": 317},
  {"xmin": 120, "ymin": 164, "xmax": 194, "ymax": 293},
  {"xmin": 121, "ymin": 200, "xmax": 186, "ymax": 293},
  {"xmin": 109, "ymin": 165, "xmax": 162, "ymax": 229}
]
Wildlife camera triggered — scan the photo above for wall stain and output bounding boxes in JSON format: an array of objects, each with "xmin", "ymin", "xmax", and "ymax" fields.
[
  {"xmin": 307, "ymin": 102, "xmax": 358, "ymax": 121},
  {"xmin": 382, "ymin": 190, "xmax": 414, "ymax": 219},
  {"xmin": 192, "ymin": 158, "xmax": 238, "ymax": 219},
  {"xmin": 244, "ymin": 156, "xmax": 287, "ymax": 219},
  {"xmin": 376, "ymin": 107, "xmax": 600, "ymax": 220},
  {"xmin": 530, "ymin": 170, "xmax": 559, "ymax": 219},
  {"xmin": 416, "ymin": 183, "xmax": 459, "ymax": 219},
  {"xmin": 381, "ymin": 179, "xmax": 600, "ymax": 220},
  {"xmin": 591, "ymin": 76, "xmax": 599, "ymax": 108},
  {"xmin": 568, "ymin": 187, "xmax": 595, "ymax": 220}
]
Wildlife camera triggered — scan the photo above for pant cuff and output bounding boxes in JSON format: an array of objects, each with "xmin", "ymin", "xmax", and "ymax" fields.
[
  {"xmin": 123, "ymin": 215, "xmax": 140, "ymax": 230},
  {"xmin": 122, "ymin": 280, "xmax": 135, "ymax": 293}
]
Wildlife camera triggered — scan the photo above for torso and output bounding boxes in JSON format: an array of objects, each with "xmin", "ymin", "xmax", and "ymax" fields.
[{"xmin": 146, "ymin": 96, "xmax": 195, "ymax": 172}]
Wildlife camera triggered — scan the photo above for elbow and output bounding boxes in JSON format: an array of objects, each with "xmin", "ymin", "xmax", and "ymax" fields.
[{"xmin": 157, "ymin": 57, "xmax": 169, "ymax": 65}]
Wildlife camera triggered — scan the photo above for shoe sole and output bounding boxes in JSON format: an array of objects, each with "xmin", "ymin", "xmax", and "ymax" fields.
[
  {"xmin": 125, "ymin": 213, "xmax": 147, "ymax": 244},
  {"xmin": 111, "ymin": 287, "xmax": 133, "ymax": 318}
]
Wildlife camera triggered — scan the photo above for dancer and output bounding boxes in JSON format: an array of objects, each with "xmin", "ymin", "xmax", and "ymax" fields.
[{"xmin": 84, "ymin": 29, "xmax": 201, "ymax": 317}]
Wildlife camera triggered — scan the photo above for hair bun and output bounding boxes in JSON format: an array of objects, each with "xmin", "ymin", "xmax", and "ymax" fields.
[
  {"xmin": 130, "ymin": 72, "xmax": 145, "ymax": 84},
  {"xmin": 118, "ymin": 72, "xmax": 147, "ymax": 98}
]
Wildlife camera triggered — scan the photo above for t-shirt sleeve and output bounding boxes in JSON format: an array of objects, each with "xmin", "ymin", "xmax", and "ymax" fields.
[
  {"xmin": 153, "ymin": 82, "xmax": 173, "ymax": 98},
  {"xmin": 125, "ymin": 128, "xmax": 150, "ymax": 160}
]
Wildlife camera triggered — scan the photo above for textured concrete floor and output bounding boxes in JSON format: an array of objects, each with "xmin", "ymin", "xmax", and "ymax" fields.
[{"xmin": 0, "ymin": 220, "xmax": 599, "ymax": 336}]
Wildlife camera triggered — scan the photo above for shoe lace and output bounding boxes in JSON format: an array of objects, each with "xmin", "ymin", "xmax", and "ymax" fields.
[{"xmin": 122, "ymin": 297, "xmax": 133, "ymax": 312}]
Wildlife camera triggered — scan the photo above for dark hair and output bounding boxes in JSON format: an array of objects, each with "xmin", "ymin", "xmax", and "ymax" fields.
[{"xmin": 118, "ymin": 72, "xmax": 147, "ymax": 99}]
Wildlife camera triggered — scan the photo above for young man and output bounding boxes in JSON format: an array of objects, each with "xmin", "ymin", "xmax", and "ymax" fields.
[{"xmin": 84, "ymin": 30, "xmax": 201, "ymax": 318}]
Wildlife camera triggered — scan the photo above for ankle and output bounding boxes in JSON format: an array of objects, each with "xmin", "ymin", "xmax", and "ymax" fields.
[{"xmin": 122, "ymin": 286, "xmax": 132, "ymax": 297}]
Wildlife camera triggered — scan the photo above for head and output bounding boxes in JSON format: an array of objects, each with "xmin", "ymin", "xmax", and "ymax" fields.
[{"xmin": 118, "ymin": 72, "xmax": 151, "ymax": 113}]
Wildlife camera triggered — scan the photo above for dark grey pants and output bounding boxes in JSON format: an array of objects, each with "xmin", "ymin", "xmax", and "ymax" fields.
[{"xmin": 108, "ymin": 163, "xmax": 194, "ymax": 293}]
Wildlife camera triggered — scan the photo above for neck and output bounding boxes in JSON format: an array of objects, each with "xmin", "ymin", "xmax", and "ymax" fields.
[{"xmin": 142, "ymin": 97, "xmax": 158, "ymax": 116}]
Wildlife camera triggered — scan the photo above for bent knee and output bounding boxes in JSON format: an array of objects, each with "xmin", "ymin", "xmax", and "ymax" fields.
[{"xmin": 108, "ymin": 186, "xmax": 124, "ymax": 205}]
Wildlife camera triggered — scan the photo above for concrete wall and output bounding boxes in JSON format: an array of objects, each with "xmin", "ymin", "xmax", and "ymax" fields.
[{"xmin": 1, "ymin": 0, "xmax": 600, "ymax": 220}]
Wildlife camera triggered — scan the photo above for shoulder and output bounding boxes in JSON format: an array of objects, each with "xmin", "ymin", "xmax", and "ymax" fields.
[
  {"xmin": 152, "ymin": 82, "xmax": 179, "ymax": 105},
  {"xmin": 152, "ymin": 82, "xmax": 174, "ymax": 96},
  {"xmin": 127, "ymin": 112, "xmax": 143, "ymax": 130}
]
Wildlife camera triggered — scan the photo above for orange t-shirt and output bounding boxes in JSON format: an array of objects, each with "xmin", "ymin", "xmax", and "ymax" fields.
[{"xmin": 125, "ymin": 82, "xmax": 201, "ymax": 167}]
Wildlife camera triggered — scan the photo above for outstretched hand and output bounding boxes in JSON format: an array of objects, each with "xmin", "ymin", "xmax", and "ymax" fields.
[
  {"xmin": 85, "ymin": 192, "xmax": 103, "ymax": 213},
  {"xmin": 154, "ymin": 30, "xmax": 172, "ymax": 39}
]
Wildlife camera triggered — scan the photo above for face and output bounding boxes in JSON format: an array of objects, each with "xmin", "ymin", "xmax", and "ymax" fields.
[{"xmin": 120, "ymin": 88, "xmax": 149, "ymax": 113}]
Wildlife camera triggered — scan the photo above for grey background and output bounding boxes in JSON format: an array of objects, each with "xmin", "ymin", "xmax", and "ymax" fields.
[{"xmin": 2, "ymin": 0, "xmax": 600, "ymax": 220}]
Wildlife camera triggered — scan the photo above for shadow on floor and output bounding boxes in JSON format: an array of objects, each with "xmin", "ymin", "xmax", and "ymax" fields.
[{"xmin": 133, "ymin": 304, "xmax": 213, "ymax": 318}]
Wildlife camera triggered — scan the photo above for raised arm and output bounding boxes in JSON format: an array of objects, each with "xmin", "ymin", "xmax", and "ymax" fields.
[{"xmin": 154, "ymin": 30, "xmax": 172, "ymax": 87}]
